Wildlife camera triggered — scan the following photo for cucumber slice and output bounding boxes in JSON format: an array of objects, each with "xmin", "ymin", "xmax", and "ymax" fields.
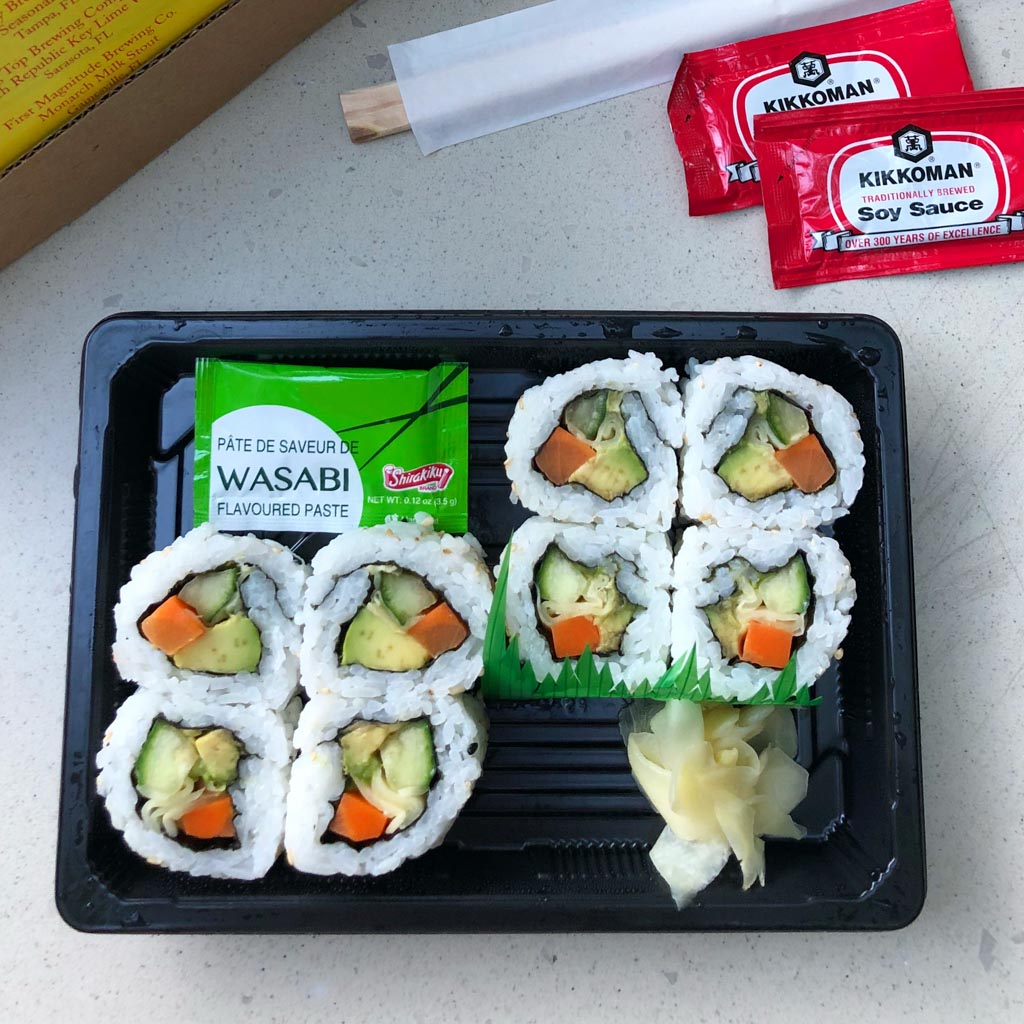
[
  {"xmin": 563, "ymin": 389, "xmax": 609, "ymax": 441},
  {"xmin": 178, "ymin": 567, "xmax": 241, "ymax": 626},
  {"xmin": 379, "ymin": 570, "xmax": 436, "ymax": 626},
  {"xmin": 535, "ymin": 545, "xmax": 588, "ymax": 605},
  {"xmin": 766, "ymin": 393, "xmax": 810, "ymax": 447},
  {"xmin": 172, "ymin": 614, "xmax": 262, "ymax": 674},
  {"xmin": 757, "ymin": 556, "xmax": 810, "ymax": 616},
  {"xmin": 134, "ymin": 718, "xmax": 199, "ymax": 799},
  {"xmin": 380, "ymin": 720, "xmax": 436, "ymax": 794},
  {"xmin": 743, "ymin": 410, "xmax": 775, "ymax": 447},
  {"xmin": 717, "ymin": 440, "xmax": 793, "ymax": 501}
]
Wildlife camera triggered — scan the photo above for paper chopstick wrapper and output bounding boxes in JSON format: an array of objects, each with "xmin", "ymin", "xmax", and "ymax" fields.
[{"xmin": 386, "ymin": 0, "xmax": 903, "ymax": 154}]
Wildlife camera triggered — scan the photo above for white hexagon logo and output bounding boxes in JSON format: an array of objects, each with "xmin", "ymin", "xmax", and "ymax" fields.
[
  {"xmin": 789, "ymin": 52, "xmax": 831, "ymax": 88},
  {"xmin": 892, "ymin": 124, "xmax": 933, "ymax": 164}
]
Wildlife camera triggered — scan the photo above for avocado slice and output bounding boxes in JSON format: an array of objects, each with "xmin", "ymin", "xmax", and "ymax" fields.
[
  {"xmin": 757, "ymin": 556, "xmax": 810, "ymax": 616},
  {"xmin": 705, "ymin": 595, "xmax": 746, "ymax": 660},
  {"xmin": 134, "ymin": 718, "xmax": 199, "ymax": 799},
  {"xmin": 570, "ymin": 435, "xmax": 648, "ymax": 500},
  {"xmin": 191, "ymin": 728, "xmax": 241, "ymax": 788},
  {"xmin": 340, "ymin": 602, "xmax": 430, "ymax": 671},
  {"xmin": 379, "ymin": 569, "xmax": 436, "ymax": 626},
  {"xmin": 380, "ymin": 720, "xmax": 436, "ymax": 794},
  {"xmin": 563, "ymin": 389, "xmax": 609, "ymax": 441},
  {"xmin": 341, "ymin": 722, "xmax": 398, "ymax": 782},
  {"xmin": 765, "ymin": 393, "xmax": 810, "ymax": 447},
  {"xmin": 717, "ymin": 440, "xmax": 793, "ymax": 502},
  {"xmin": 596, "ymin": 599, "xmax": 639, "ymax": 653},
  {"xmin": 535, "ymin": 545, "xmax": 588, "ymax": 605},
  {"xmin": 178, "ymin": 567, "xmax": 241, "ymax": 626},
  {"xmin": 172, "ymin": 614, "xmax": 262, "ymax": 674}
]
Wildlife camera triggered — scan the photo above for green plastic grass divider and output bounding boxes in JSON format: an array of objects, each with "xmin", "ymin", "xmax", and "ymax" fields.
[{"xmin": 481, "ymin": 554, "xmax": 819, "ymax": 706}]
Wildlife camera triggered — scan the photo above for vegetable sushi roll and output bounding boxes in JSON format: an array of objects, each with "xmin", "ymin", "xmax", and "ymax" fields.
[
  {"xmin": 112, "ymin": 523, "xmax": 307, "ymax": 709},
  {"xmin": 285, "ymin": 693, "xmax": 487, "ymax": 876},
  {"xmin": 96, "ymin": 691, "xmax": 291, "ymax": 879},
  {"xmin": 299, "ymin": 516, "xmax": 493, "ymax": 702},
  {"xmin": 504, "ymin": 351, "xmax": 684, "ymax": 531},
  {"xmin": 682, "ymin": 356, "xmax": 864, "ymax": 529},
  {"xmin": 672, "ymin": 526, "xmax": 855, "ymax": 701},
  {"xmin": 501, "ymin": 517, "xmax": 672, "ymax": 691}
]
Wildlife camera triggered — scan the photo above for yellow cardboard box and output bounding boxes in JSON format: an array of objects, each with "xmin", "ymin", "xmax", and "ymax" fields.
[
  {"xmin": 0, "ymin": 0, "xmax": 356, "ymax": 270},
  {"xmin": 1, "ymin": 1, "xmax": 229, "ymax": 171}
]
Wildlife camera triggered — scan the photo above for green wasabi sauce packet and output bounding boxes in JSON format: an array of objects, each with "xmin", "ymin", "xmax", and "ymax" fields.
[{"xmin": 193, "ymin": 359, "xmax": 469, "ymax": 534}]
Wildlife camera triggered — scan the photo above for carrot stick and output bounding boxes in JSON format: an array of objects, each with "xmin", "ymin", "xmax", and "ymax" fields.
[
  {"xmin": 739, "ymin": 621, "xmax": 793, "ymax": 670},
  {"xmin": 774, "ymin": 434, "xmax": 835, "ymax": 493},
  {"xmin": 534, "ymin": 426, "xmax": 596, "ymax": 485},
  {"xmin": 550, "ymin": 615, "xmax": 601, "ymax": 659},
  {"xmin": 405, "ymin": 601, "xmax": 469, "ymax": 657},
  {"xmin": 328, "ymin": 790, "xmax": 391, "ymax": 843},
  {"xmin": 179, "ymin": 792, "xmax": 236, "ymax": 840},
  {"xmin": 140, "ymin": 595, "xmax": 207, "ymax": 655}
]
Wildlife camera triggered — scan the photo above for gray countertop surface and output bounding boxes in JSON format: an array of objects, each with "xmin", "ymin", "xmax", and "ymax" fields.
[{"xmin": 1, "ymin": 0, "xmax": 1022, "ymax": 1019}]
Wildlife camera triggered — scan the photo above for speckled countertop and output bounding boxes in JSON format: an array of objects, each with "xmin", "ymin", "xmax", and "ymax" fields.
[{"xmin": 1, "ymin": 0, "xmax": 1022, "ymax": 1020}]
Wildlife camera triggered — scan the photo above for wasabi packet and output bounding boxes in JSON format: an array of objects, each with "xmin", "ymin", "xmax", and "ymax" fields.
[{"xmin": 193, "ymin": 359, "xmax": 469, "ymax": 534}]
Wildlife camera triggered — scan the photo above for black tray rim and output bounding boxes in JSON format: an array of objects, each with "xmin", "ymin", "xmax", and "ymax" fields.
[{"xmin": 57, "ymin": 310, "xmax": 925, "ymax": 934}]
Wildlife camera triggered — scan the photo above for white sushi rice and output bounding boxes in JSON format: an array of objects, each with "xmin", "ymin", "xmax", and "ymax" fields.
[
  {"xmin": 298, "ymin": 516, "xmax": 493, "ymax": 702},
  {"xmin": 285, "ymin": 693, "xmax": 487, "ymax": 876},
  {"xmin": 682, "ymin": 356, "xmax": 864, "ymax": 530},
  {"xmin": 96, "ymin": 690, "xmax": 291, "ymax": 880},
  {"xmin": 504, "ymin": 350, "xmax": 684, "ymax": 531},
  {"xmin": 112, "ymin": 523, "xmax": 307, "ymax": 709},
  {"xmin": 672, "ymin": 525, "xmax": 856, "ymax": 701},
  {"xmin": 500, "ymin": 516, "xmax": 672, "ymax": 692}
]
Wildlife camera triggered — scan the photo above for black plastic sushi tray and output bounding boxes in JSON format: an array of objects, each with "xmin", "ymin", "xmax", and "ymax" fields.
[{"xmin": 57, "ymin": 312, "xmax": 924, "ymax": 932}]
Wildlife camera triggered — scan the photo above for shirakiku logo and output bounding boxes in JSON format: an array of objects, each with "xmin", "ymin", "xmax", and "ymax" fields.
[
  {"xmin": 815, "ymin": 127, "xmax": 1024, "ymax": 253},
  {"xmin": 728, "ymin": 49, "xmax": 909, "ymax": 184},
  {"xmin": 383, "ymin": 462, "xmax": 454, "ymax": 493}
]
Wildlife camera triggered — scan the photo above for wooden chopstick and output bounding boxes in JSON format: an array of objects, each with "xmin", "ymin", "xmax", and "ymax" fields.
[{"xmin": 339, "ymin": 82, "xmax": 410, "ymax": 143}]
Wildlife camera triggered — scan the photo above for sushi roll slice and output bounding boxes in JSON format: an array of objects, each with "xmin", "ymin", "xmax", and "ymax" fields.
[
  {"xmin": 112, "ymin": 523, "xmax": 307, "ymax": 709},
  {"xmin": 672, "ymin": 526, "xmax": 856, "ymax": 701},
  {"xmin": 504, "ymin": 351, "xmax": 684, "ymax": 531},
  {"xmin": 501, "ymin": 517, "xmax": 672, "ymax": 692},
  {"xmin": 682, "ymin": 356, "xmax": 864, "ymax": 529},
  {"xmin": 96, "ymin": 690, "xmax": 291, "ymax": 879},
  {"xmin": 299, "ymin": 516, "xmax": 493, "ymax": 702},
  {"xmin": 285, "ymin": 693, "xmax": 487, "ymax": 876}
]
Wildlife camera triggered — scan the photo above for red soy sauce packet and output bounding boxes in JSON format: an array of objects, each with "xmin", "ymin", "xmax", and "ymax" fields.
[
  {"xmin": 668, "ymin": 0, "xmax": 973, "ymax": 216},
  {"xmin": 756, "ymin": 88, "xmax": 1024, "ymax": 288}
]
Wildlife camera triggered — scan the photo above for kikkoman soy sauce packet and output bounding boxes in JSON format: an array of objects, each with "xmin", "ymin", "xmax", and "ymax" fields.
[
  {"xmin": 755, "ymin": 87, "xmax": 1024, "ymax": 288},
  {"xmin": 193, "ymin": 359, "xmax": 469, "ymax": 534},
  {"xmin": 667, "ymin": 0, "xmax": 972, "ymax": 217}
]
